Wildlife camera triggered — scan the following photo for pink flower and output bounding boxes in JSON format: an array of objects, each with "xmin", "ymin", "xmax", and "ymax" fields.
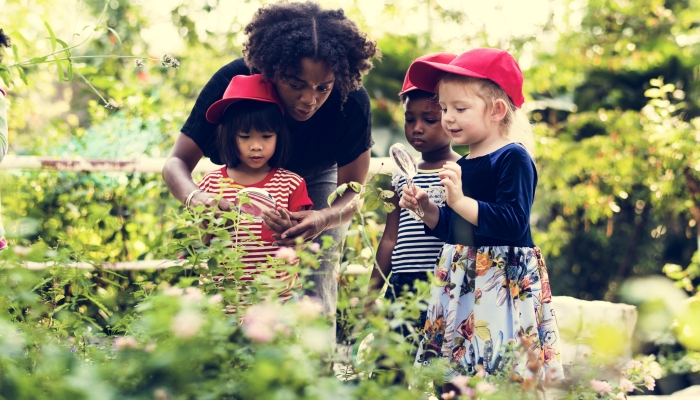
[
  {"xmin": 476, "ymin": 367, "xmax": 487, "ymax": 378},
  {"xmin": 590, "ymin": 380, "xmax": 613, "ymax": 395},
  {"xmin": 183, "ymin": 287, "xmax": 203, "ymax": 303},
  {"xmin": 308, "ymin": 243, "xmax": 321, "ymax": 253},
  {"xmin": 619, "ymin": 378, "xmax": 634, "ymax": 393},
  {"xmin": 171, "ymin": 310, "xmax": 204, "ymax": 339},
  {"xmin": 208, "ymin": 294, "xmax": 223, "ymax": 304},
  {"xmin": 451, "ymin": 375, "xmax": 470, "ymax": 394},
  {"xmin": 349, "ymin": 297, "xmax": 360, "ymax": 307},
  {"xmin": 543, "ymin": 344, "xmax": 556, "ymax": 365},
  {"xmin": 296, "ymin": 296, "xmax": 324, "ymax": 320},
  {"xmin": 242, "ymin": 304, "xmax": 280, "ymax": 343},
  {"xmin": 644, "ymin": 376, "xmax": 655, "ymax": 391},
  {"xmin": 475, "ymin": 381, "xmax": 497, "ymax": 395},
  {"xmin": 114, "ymin": 336, "xmax": 138, "ymax": 350},
  {"xmin": 436, "ymin": 267, "xmax": 449, "ymax": 282},
  {"xmin": 275, "ymin": 247, "xmax": 298, "ymax": 264},
  {"xmin": 163, "ymin": 286, "xmax": 183, "ymax": 297},
  {"xmin": 615, "ymin": 392, "xmax": 626, "ymax": 400}
]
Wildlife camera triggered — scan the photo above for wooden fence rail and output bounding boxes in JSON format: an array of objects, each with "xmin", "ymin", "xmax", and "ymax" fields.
[{"xmin": 0, "ymin": 155, "xmax": 392, "ymax": 174}]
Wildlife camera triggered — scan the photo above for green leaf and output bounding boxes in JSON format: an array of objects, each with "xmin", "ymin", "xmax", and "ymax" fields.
[
  {"xmin": 383, "ymin": 202, "xmax": 396, "ymax": 213},
  {"xmin": 54, "ymin": 55, "xmax": 65, "ymax": 82},
  {"xmin": 327, "ymin": 191, "xmax": 338, "ymax": 207},
  {"xmin": 95, "ymin": 25, "xmax": 123, "ymax": 48},
  {"xmin": 44, "ymin": 21, "xmax": 57, "ymax": 52},
  {"xmin": 380, "ymin": 190, "xmax": 395, "ymax": 199},
  {"xmin": 11, "ymin": 44, "xmax": 19, "ymax": 63},
  {"xmin": 65, "ymin": 59, "xmax": 73, "ymax": 81},
  {"xmin": 13, "ymin": 66, "xmax": 27, "ymax": 85},
  {"xmin": 0, "ymin": 69, "xmax": 10, "ymax": 86},
  {"xmin": 29, "ymin": 56, "xmax": 49, "ymax": 63},
  {"xmin": 336, "ymin": 183, "xmax": 348, "ymax": 198},
  {"xmin": 207, "ymin": 257, "xmax": 218, "ymax": 269},
  {"xmin": 348, "ymin": 181, "xmax": 362, "ymax": 193},
  {"xmin": 362, "ymin": 195, "xmax": 381, "ymax": 212}
]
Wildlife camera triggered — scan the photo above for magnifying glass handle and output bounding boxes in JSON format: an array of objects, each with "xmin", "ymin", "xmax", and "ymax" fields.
[{"xmin": 406, "ymin": 177, "xmax": 425, "ymax": 217}]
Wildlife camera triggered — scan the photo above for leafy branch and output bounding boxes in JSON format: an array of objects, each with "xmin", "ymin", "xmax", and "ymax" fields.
[{"xmin": 0, "ymin": 0, "xmax": 179, "ymax": 109}]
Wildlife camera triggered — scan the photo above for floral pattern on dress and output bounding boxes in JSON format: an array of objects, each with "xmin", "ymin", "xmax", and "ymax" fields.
[{"xmin": 415, "ymin": 245, "xmax": 565, "ymax": 383}]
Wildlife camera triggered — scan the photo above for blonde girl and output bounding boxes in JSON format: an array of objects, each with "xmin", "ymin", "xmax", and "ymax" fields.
[{"xmin": 399, "ymin": 48, "xmax": 565, "ymax": 384}]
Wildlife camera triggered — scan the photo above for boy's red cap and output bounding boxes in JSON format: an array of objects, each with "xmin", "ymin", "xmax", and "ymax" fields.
[
  {"xmin": 399, "ymin": 52, "xmax": 457, "ymax": 96},
  {"xmin": 206, "ymin": 74, "xmax": 284, "ymax": 123},
  {"xmin": 407, "ymin": 48, "xmax": 525, "ymax": 108}
]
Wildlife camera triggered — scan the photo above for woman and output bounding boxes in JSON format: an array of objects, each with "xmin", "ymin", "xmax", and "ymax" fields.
[{"xmin": 162, "ymin": 2, "xmax": 378, "ymax": 322}]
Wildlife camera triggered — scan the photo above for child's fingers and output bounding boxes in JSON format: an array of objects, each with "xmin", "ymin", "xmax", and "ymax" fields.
[{"xmin": 439, "ymin": 169, "xmax": 459, "ymax": 182}]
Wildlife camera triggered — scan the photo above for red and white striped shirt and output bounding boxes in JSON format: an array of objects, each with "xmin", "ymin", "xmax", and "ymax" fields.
[{"xmin": 198, "ymin": 167, "xmax": 313, "ymax": 304}]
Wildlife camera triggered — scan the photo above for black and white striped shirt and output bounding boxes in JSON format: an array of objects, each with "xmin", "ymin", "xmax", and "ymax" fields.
[{"xmin": 391, "ymin": 169, "xmax": 447, "ymax": 273}]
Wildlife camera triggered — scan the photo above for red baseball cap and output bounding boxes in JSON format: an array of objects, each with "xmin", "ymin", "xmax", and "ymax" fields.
[
  {"xmin": 407, "ymin": 48, "xmax": 525, "ymax": 108},
  {"xmin": 399, "ymin": 52, "xmax": 457, "ymax": 96},
  {"xmin": 206, "ymin": 74, "xmax": 284, "ymax": 123}
]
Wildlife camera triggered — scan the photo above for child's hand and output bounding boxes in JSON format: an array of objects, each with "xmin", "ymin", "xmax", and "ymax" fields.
[
  {"xmin": 439, "ymin": 161, "xmax": 464, "ymax": 207},
  {"xmin": 262, "ymin": 208, "xmax": 295, "ymax": 233},
  {"xmin": 398, "ymin": 184, "xmax": 429, "ymax": 214}
]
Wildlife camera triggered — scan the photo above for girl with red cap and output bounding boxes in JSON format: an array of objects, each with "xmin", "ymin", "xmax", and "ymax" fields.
[
  {"xmin": 369, "ymin": 53, "xmax": 460, "ymax": 341},
  {"xmin": 399, "ymin": 48, "xmax": 565, "ymax": 384},
  {"xmin": 196, "ymin": 74, "xmax": 313, "ymax": 308}
]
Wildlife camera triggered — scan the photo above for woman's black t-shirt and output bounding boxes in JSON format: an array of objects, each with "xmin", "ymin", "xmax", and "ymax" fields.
[{"xmin": 181, "ymin": 58, "xmax": 373, "ymax": 178}]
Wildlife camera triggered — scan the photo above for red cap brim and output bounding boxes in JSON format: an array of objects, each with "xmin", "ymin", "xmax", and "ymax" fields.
[
  {"xmin": 407, "ymin": 61, "xmax": 489, "ymax": 93},
  {"xmin": 205, "ymin": 96, "xmax": 284, "ymax": 124}
]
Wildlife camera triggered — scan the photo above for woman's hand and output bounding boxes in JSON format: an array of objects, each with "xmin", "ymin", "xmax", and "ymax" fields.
[
  {"xmin": 262, "ymin": 208, "xmax": 295, "ymax": 233},
  {"xmin": 438, "ymin": 161, "xmax": 464, "ymax": 207},
  {"xmin": 398, "ymin": 184, "xmax": 430, "ymax": 214},
  {"xmin": 272, "ymin": 210, "xmax": 330, "ymax": 246}
]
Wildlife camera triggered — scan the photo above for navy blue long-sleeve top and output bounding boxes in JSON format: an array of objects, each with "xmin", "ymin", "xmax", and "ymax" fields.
[{"xmin": 425, "ymin": 143, "xmax": 537, "ymax": 247}]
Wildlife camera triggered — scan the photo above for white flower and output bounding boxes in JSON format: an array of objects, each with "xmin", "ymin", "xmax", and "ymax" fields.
[
  {"xmin": 208, "ymin": 294, "xmax": 223, "ymax": 304},
  {"xmin": 475, "ymin": 381, "xmax": 497, "ymax": 395},
  {"xmin": 13, "ymin": 246, "xmax": 31, "ymax": 257},
  {"xmin": 163, "ymin": 286, "xmax": 183, "ymax": 297},
  {"xmin": 183, "ymin": 287, "xmax": 203, "ymax": 303},
  {"xmin": 615, "ymin": 392, "xmax": 626, "ymax": 400},
  {"xmin": 171, "ymin": 310, "xmax": 204, "ymax": 339},
  {"xmin": 644, "ymin": 375, "xmax": 655, "ymax": 391},
  {"xmin": 114, "ymin": 336, "xmax": 138, "ymax": 350},
  {"xmin": 275, "ymin": 247, "xmax": 297, "ymax": 264},
  {"xmin": 619, "ymin": 378, "xmax": 634, "ymax": 393},
  {"xmin": 296, "ymin": 296, "xmax": 324, "ymax": 321}
]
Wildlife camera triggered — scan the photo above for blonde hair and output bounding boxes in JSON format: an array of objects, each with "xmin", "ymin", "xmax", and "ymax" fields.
[{"xmin": 438, "ymin": 74, "xmax": 535, "ymax": 159}]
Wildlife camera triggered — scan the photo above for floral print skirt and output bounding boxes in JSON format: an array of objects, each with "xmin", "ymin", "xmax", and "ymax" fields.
[{"xmin": 414, "ymin": 244, "xmax": 565, "ymax": 383}]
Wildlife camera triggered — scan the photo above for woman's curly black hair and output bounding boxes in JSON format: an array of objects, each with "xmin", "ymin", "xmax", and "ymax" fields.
[
  {"xmin": 243, "ymin": 1, "xmax": 379, "ymax": 105},
  {"xmin": 0, "ymin": 29, "xmax": 10, "ymax": 61}
]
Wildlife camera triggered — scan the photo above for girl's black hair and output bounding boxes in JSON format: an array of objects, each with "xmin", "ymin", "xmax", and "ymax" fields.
[
  {"xmin": 216, "ymin": 100, "xmax": 290, "ymax": 169},
  {"xmin": 243, "ymin": 1, "xmax": 379, "ymax": 105}
]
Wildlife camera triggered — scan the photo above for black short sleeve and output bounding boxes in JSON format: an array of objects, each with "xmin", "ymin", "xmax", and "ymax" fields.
[
  {"xmin": 335, "ymin": 87, "xmax": 374, "ymax": 167},
  {"xmin": 180, "ymin": 58, "xmax": 250, "ymax": 165}
]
